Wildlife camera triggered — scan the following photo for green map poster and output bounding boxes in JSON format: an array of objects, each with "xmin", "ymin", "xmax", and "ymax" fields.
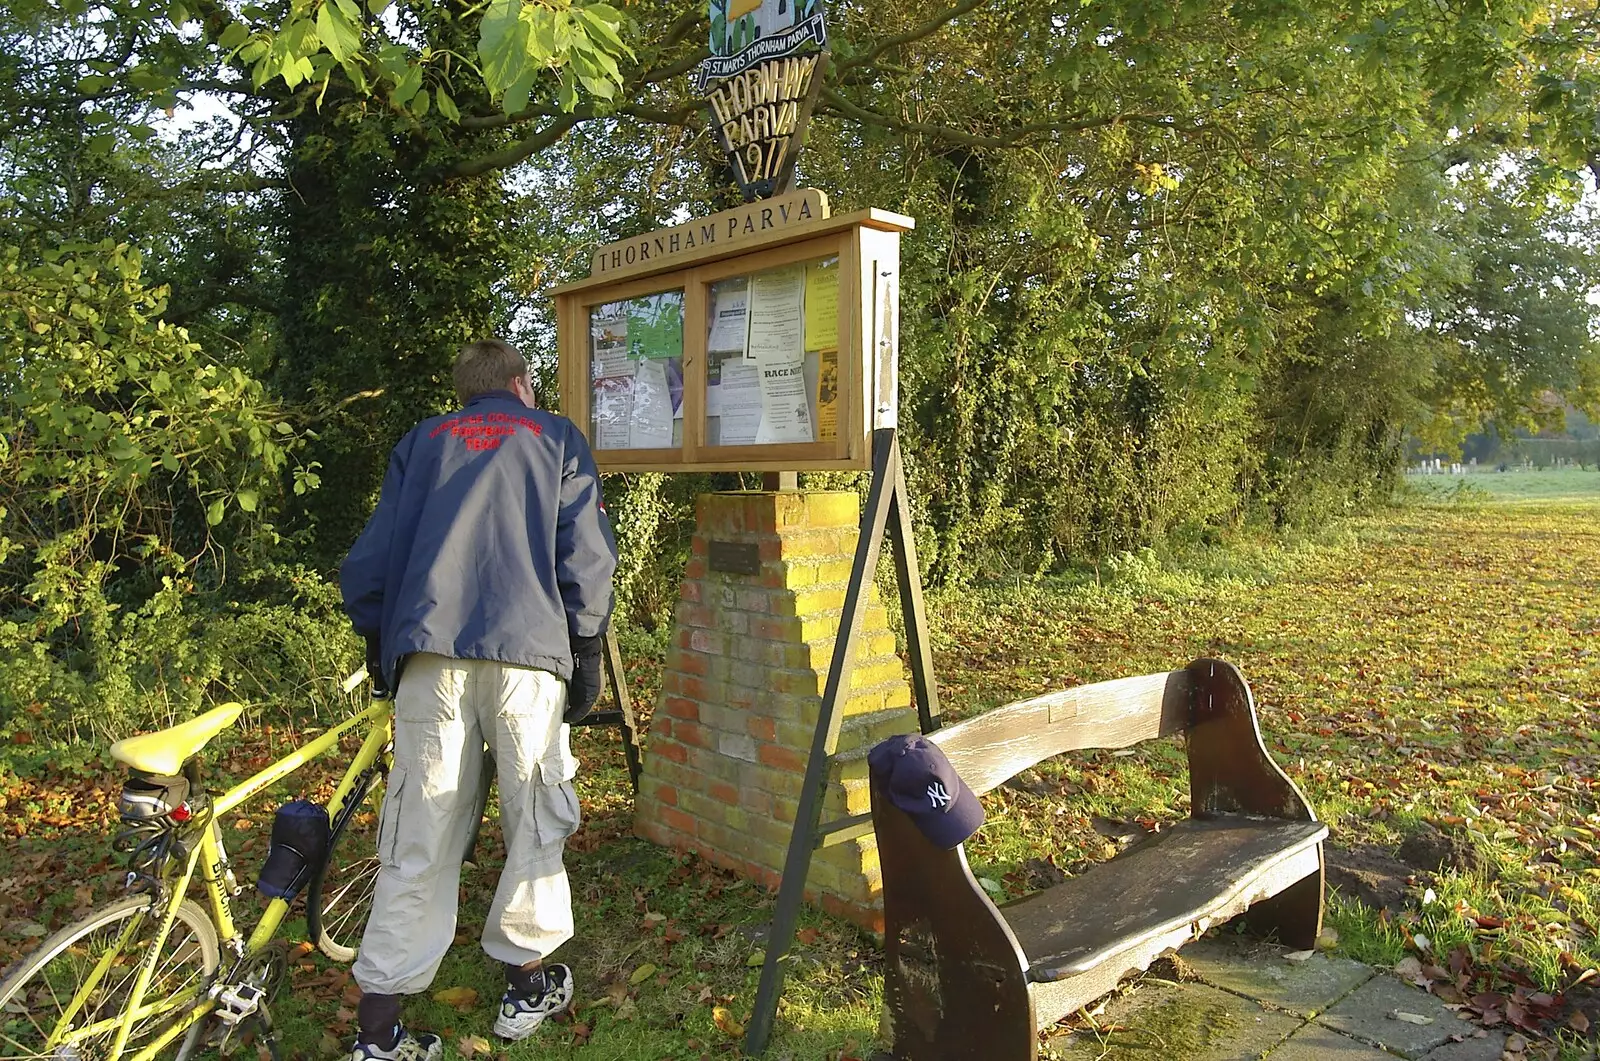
[{"xmin": 627, "ymin": 292, "xmax": 684, "ymax": 360}]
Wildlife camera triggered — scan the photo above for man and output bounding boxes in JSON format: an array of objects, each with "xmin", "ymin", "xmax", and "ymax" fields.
[{"xmin": 339, "ymin": 339, "xmax": 617, "ymax": 1061}]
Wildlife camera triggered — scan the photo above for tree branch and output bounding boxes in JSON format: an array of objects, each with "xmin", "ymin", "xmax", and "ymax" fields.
[
  {"xmin": 832, "ymin": 0, "xmax": 989, "ymax": 75},
  {"xmin": 818, "ymin": 87, "xmax": 1176, "ymax": 149},
  {"xmin": 431, "ymin": 114, "xmax": 582, "ymax": 181},
  {"xmin": 619, "ymin": 100, "xmax": 701, "ymax": 127}
]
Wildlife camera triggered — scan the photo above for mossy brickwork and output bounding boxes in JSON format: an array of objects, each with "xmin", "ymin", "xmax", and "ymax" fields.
[{"xmin": 633, "ymin": 491, "xmax": 918, "ymax": 930}]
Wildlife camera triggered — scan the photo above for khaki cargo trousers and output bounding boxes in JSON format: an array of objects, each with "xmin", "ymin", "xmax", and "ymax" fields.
[{"xmin": 353, "ymin": 653, "xmax": 580, "ymax": 996}]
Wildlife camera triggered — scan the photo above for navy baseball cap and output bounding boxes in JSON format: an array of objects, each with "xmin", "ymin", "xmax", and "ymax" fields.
[{"xmin": 867, "ymin": 734, "xmax": 985, "ymax": 849}]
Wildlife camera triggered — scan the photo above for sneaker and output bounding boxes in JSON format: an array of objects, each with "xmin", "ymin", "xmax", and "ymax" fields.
[
  {"xmin": 347, "ymin": 1027, "xmax": 442, "ymax": 1061},
  {"xmin": 492, "ymin": 963, "xmax": 574, "ymax": 1041}
]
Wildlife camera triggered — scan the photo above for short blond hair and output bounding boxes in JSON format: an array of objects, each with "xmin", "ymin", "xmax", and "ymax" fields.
[{"xmin": 453, "ymin": 339, "xmax": 527, "ymax": 402}]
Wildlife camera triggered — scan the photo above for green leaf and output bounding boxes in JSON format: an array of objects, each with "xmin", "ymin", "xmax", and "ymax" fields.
[
  {"xmin": 76, "ymin": 74, "xmax": 111, "ymax": 95},
  {"xmin": 236, "ymin": 489, "xmax": 259, "ymax": 513},
  {"xmin": 206, "ymin": 499, "xmax": 225, "ymax": 526},
  {"xmin": 411, "ymin": 86, "xmax": 431, "ymax": 117},
  {"xmin": 390, "ymin": 63, "xmax": 422, "ymax": 103},
  {"xmin": 218, "ymin": 22, "xmax": 250, "ymax": 51},
  {"xmin": 574, "ymin": 4, "xmax": 627, "ymax": 54},
  {"xmin": 367, "ymin": 0, "xmax": 392, "ymax": 15},
  {"xmin": 333, "ymin": 0, "xmax": 361, "ymax": 19},
  {"xmin": 478, "ymin": 0, "xmax": 527, "ymax": 94},
  {"xmin": 341, "ymin": 58, "xmax": 371, "ymax": 93},
  {"xmin": 528, "ymin": 7, "xmax": 557, "ymax": 61},
  {"xmin": 316, "ymin": 2, "xmax": 362, "ymax": 63},
  {"xmin": 502, "ymin": 68, "xmax": 535, "ymax": 116},
  {"xmin": 578, "ymin": 74, "xmax": 615, "ymax": 99},
  {"xmin": 436, "ymin": 87, "xmax": 459, "ymax": 121}
]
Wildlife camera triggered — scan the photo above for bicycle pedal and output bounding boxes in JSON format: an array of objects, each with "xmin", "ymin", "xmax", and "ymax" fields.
[{"xmin": 214, "ymin": 982, "xmax": 265, "ymax": 1025}]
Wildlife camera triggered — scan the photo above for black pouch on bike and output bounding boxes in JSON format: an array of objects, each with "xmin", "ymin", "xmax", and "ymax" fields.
[
  {"xmin": 118, "ymin": 771, "xmax": 190, "ymax": 820},
  {"xmin": 257, "ymin": 799, "xmax": 330, "ymax": 899}
]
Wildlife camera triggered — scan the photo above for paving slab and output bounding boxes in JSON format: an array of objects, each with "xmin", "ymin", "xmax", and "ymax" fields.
[
  {"xmin": 1419, "ymin": 1030, "xmax": 1510, "ymax": 1061},
  {"xmin": 1182, "ymin": 937, "xmax": 1376, "ymax": 1017},
  {"xmin": 1316, "ymin": 974, "xmax": 1460, "ymax": 1058},
  {"xmin": 1267, "ymin": 1023, "xmax": 1397, "ymax": 1060},
  {"xmin": 1050, "ymin": 979, "xmax": 1302, "ymax": 1061}
]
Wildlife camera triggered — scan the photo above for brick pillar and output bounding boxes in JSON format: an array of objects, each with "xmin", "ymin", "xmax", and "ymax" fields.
[{"xmin": 633, "ymin": 491, "xmax": 918, "ymax": 930}]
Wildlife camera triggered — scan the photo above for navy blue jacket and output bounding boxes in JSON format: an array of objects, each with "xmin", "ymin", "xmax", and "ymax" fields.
[{"xmin": 340, "ymin": 391, "xmax": 617, "ymax": 687}]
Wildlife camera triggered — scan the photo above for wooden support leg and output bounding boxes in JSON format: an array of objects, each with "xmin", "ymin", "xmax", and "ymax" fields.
[
  {"xmin": 602, "ymin": 627, "xmax": 643, "ymax": 792},
  {"xmin": 1239, "ymin": 855, "xmax": 1325, "ymax": 951}
]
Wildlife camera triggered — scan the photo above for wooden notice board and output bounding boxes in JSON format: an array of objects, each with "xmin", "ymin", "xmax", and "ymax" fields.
[{"xmin": 554, "ymin": 190, "xmax": 913, "ymax": 473}]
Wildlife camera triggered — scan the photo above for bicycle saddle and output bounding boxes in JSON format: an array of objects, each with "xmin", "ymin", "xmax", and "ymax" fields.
[{"xmin": 110, "ymin": 702, "xmax": 246, "ymax": 775}]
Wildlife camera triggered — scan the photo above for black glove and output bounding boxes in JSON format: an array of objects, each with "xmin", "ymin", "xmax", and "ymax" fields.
[
  {"xmin": 365, "ymin": 635, "xmax": 392, "ymax": 700},
  {"xmin": 563, "ymin": 634, "xmax": 604, "ymax": 724}
]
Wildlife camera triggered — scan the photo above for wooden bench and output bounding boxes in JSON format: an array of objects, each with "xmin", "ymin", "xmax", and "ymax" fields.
[{"xmin": 872, "ymin": 658, "xmax": 1327, "ymax": 1061}]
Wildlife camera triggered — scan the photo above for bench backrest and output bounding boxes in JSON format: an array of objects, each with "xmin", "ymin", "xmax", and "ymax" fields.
[
  {"xmin": 929, "ymin": 669, "xmax": 1191, "ymax": 797},
  {"xmin": 927, "ymin": 658, "xmax": 1315, "ymax": 823}
]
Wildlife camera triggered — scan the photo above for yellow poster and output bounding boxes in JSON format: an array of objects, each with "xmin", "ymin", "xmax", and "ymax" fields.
[
  {"xmin": 804, "ymin": 259, "xmax": 838, "ymax": 352},
  {"xmin": 816, "ymin": 347, "xmax": 838, "ymax": 440}
]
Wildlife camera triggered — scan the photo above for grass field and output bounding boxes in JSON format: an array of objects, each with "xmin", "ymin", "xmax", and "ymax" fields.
[
  {"xmin": 1404, "ymin": 465, "xmax": 1600, "ymax": 503},
  {"xmin": 5, "ymin": 477, "xmax": 1600, "ymax": 1059}
]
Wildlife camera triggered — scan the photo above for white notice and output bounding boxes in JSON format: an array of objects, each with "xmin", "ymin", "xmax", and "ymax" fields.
[
  {"xmin": 707, "ymin": 280, "xmax": 750, "ymax": 355},
  {"xmin": 591, "ymin": 313, "xmax": 632, "ymax": 379},
  {"xmin": 716, "ymin": 361, "xmax": 763, "ymax": 445},
  {"xmin": 745, "ymin": 266, "xmax": 804, "ymax": 364},
  {"xmin": 629, "ymin": 358, "xmax": 674, "ymax": 449},
  {"xmin": 592, "ymin": 376, "xmax": 633, "ymax": 449},
  {"xmin": 755, "ymin": 351, "xmax": 813, "ymax": 444}
]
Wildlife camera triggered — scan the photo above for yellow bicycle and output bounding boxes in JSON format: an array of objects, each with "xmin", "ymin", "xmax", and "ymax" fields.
[{"xmin": 0, "ymin": 672, "xmax": 393, "ymax": 1061}]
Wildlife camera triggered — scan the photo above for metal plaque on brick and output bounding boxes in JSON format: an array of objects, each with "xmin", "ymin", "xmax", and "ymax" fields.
[
  {"xmin": 709, "ymin": 539, "xmax": 762, "ymax": 575},
  {"xmin": 698, "ymin": 0, "xmax": 828, "ymax": 200}
]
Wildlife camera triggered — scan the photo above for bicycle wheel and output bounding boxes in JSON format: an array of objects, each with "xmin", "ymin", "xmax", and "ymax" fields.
[
  {"xmin": 307, "ymin": 763, "xmax": 387, "ymax": 963},
  {"xmin": 0, "ymin": 896, "xmax": 219, "ymax": 1061}
]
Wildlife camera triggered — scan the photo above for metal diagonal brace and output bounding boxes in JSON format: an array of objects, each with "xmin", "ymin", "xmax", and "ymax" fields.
[{"xmin": 744, "ymin": 427, "xmax": 938, "ymax": 1055}]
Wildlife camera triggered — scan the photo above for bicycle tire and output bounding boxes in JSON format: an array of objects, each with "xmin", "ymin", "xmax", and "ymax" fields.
[
  {"xmin": 0, "ymin": 896, "xmax": 219, "ymax": 1061},
  {"xmin": 306, "ymin": 761, "xmax": 387, "ymax": 963}
]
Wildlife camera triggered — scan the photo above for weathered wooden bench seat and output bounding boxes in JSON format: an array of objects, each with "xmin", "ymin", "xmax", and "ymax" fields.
[{"xmin": 872, "ymin": 658, "xmax": 1327, "ymax": 1061}]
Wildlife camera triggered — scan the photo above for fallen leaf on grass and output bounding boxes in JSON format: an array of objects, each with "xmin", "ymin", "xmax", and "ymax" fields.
[
  {"xmin": 585, "ymin": 982, "xmax": 629, "ymax": 1010},
  {"xmin": 1568, "ymin": 1010, "xmax": 1590, "ymax": 1033},
  {"xmin": 629, "ymin": 963, "xmax": 657, "ymax": 985},
  {"xmin": 318, "ymin": 1031, "xmax": 344, "ymax": 1056},
  {"xmin": 432, "ymin": 986, "xmax": 478, "ymax": 1011},
  {"xmin": 746, "ymin": 950, "xmax": 765, "ymax": 967},
  {"xmin": 795, "ymin": 928, "xmax": 819, "ymax": 945},
  {"xmin": 712, "ymin": 1006, "xmax": 743, "ymax": 1038},
  {"xmin": 455, "ymin": 1033, "xmax": 493, "ymax": 1058}
]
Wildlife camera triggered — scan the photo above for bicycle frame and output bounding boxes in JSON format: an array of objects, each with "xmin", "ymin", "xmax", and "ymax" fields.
[{"xmin": 46, "ymin": 698, "xmax": 393, "ymax": 1061}]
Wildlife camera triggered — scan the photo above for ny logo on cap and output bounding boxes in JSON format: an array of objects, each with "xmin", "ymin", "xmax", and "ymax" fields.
[{"xmin": 926, "ymin": 781, "xmax": 951, "ymax": 809}]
